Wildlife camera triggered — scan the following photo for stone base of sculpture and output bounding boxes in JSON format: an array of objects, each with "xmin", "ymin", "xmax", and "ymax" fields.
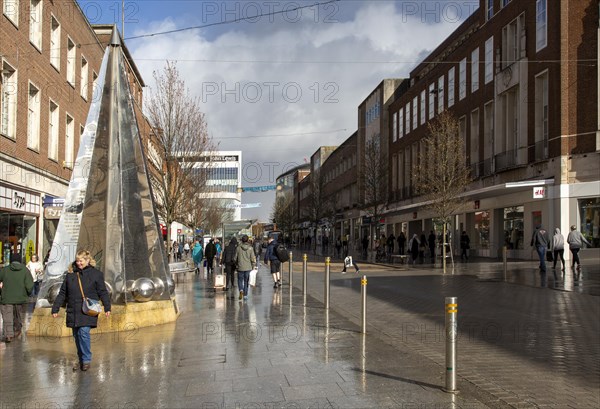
[{"xmin": 26, "ymin": 300, "xmax": 180, "ymax": 338}]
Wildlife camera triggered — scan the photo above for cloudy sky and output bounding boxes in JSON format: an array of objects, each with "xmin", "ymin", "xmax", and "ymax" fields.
[{"xmin": 79, "ymin": 0, "xmax": 478, "ymax": 221}]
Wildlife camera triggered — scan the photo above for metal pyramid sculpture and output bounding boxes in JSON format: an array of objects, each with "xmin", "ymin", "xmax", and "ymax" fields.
[{"xmin": 37, "ymin": 29, "xmax": 173, "ymax": 307}]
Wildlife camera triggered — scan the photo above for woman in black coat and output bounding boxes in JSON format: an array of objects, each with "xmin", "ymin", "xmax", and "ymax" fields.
[{"xmin": 52, "ymin": 250, "xmax": 111, "ymax": 371}]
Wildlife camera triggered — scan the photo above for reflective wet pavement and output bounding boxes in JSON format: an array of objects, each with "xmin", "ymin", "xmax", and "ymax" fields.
[{"xmin": 1, "ymin": 251, "xmax": 599, "ymax": 408}]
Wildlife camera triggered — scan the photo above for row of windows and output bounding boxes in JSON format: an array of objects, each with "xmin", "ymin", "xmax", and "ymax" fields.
[
  {"xmin": 1, "ymin": 72, "xmax": 82, "ymax": 166},
  {"xmin": 3, "ymin": 0, "xmax": 97, "ymax": 101},
  {"xmin": 392, "ymin": 6, "xmax": 547, "ymax": 143},
  {"xmin": 323, "ymin": 153, "xmax": 357, "ymax": 184},
  {"xmin": 193, "ymin": 167, "xmax": 240, "ymax": 181},
  {"xmin": 365, "ymin": 101, "xmax": 381, "ymax": 125},
  {"xmin": 486, "ymin": 0, "xmax": 547, "ymax": 52}
]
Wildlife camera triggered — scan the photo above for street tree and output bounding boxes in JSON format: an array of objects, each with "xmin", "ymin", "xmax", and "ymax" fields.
[
  {"xmin": 304, "ymin": 169, "xmax": 330, "ymax": 254},
  {"xmin": 145, "ymin": 62, "xmax": 213, "ymax": 256},
  {"xmin": 360, "ymin": 137, "xmax": 388, "ymax": 247},
  {"xmin": 413, "ymin": 110, "xmax": 472, "ymax": 273},
  {"xmin": 271, "ymin": 194, "xmax": 295, "ymax": 242}
]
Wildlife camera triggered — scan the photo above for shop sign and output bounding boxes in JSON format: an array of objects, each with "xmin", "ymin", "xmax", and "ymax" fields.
[
  {"xmin": 0, "ymin": 184, "xmax": 41, "ymax": 214},
  {"xmin": 533, "ymin": 186, "xmax": 546, "ymax": 199},
  {"xmin": 44, "ymin": 206, "xmax": 63, "ymax": 220}
]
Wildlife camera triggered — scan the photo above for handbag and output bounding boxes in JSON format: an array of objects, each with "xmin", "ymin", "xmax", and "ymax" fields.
[
  {"xmin": 249, "ymin": 269, "xmax": 258, "ymax": 287},
  {"xmin": 77, "ymin": 272, "xmax": 102, "ymax": 317}
]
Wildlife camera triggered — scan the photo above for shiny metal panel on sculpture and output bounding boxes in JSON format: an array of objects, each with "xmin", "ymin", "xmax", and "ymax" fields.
[{"xmin": 37, "ymin": 30, "xmax": 172, "ymax": 306}]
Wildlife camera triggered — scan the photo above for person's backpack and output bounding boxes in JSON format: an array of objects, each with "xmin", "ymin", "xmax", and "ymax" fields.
[
  {"xmin": 275, "ymin": 244, "xmax": 290, "ymax": 262},
  {"xmin": 224, "ymin": 245, "xmax": 236, "ymax": 264}
]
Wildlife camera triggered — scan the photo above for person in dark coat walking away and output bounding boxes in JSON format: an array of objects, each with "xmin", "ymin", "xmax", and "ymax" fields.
[
  {"xmin": 0, "ymin": 253, "xmax": 34, "ymax": 343},
  {"xmin": 530, "ymin": 225, "xmax": 550, "ymax": 274},
  {"xmin": 253, "ymin": 238, "xmax": 262, "ymax": 267},
  {"xmin": 51, "ymin": 250, "xmax": 111, "ymax": 371},
  {"xmin": 460, "ymin": 231, "xmax": 470, "ymax": 261},
  {"xmin": 419, "ymin": 233, "xmax": 427, "ymax": 264},
  {"xmin": 221, "ymin": 237, "xmax": 238, "ymax": 290},
  {"xmin": 427, "ymin": 231, "xmax": 436, "ymax": 263},
  {"xmin": 264, "ymin": 237, "xmax": 281, "ymax": 288},
  {"xmin": 408, "ymin": 234, "xmax": 420, "ymax": 265},
  {"xmin": 398, "ymin": 232, "xmax": 406, "ymax": 255},
  {"xmin": 387, "ymin": 234, "xmax": 395, "ymax": 260},
  {"xmin": 204, "ymin": 239, "xmax": 217, "ymax": 275}
]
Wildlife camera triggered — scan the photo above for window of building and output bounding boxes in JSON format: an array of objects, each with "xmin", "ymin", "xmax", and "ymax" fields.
[
  {"xmin": 470, "ymin": 109, "xmax": 479, "ymax": 172},
  {"xmin": 3, "ymin": 0, "xmax": 19, "ymax": 25},
  {"xmin": 50, "ymin": 16, "xmax": 60, "ymax": 69},
  {"xmin": 67, "ymin": 37, "xmax": 76, "ymax": 86},
  {"xmin": 578, "ymin": 198, "xmax": 600, "ymax": 247},
  {"xmin": 30, "ymin": 0, "xmax": 43, "ymax": 49},
  {"xmin": 475, "ymin": 210, "xmax": 490, "ymax": 249},
  {"xmin": 1, "ymin": 62, "xmax": 18, "ymax": 139},
  {"xmin": 48, "ymin": 100, "xmax": 59, "ymax": 160},
  {"xmin": 497, "ymin": 87, "xmax": 519, "ymax": 170},
  {"xmin": 27, "ymin": 82, "xmax": 41, "ymax": 151},
  {"xmin": 502, "ymin": 14, "xmax": 524, "ymax": 68},
  {"xmin": 534, "ymin": 71, "xmax": 549, "ymax": 160},
  {"xmin": 485, "ymin": 0, "xmax": 493, "ymax": 21},
  {"xmin": 471, "ymin": 48, "xmax": 479, "ymax": 93},
  {"xmin": 65, "ymin": 114, "xmax": 74, "ymax": 167},
  {"xmin": 392, "ymin": 154, "xmax": 397, "ymax": 191},
  {"xmin": 420, "ymin": 90, "xmax": 426, "ymax": 124},
  {"xmin": 483, "ymin": 101, "xmax": 494, "ymax": 175},
  {"xmin": 399, "ymin": 108, "xmax": 404, "ymax": 139},
  {"xmin": 448, "ymin": 67, "xmax": 455, "ymax": 107},
  {"xmin": 437, "ymin": 76, "xmax": 444, "ymax": 113},
  {"xmin": 503, "ymin": 206, "xmax": 524, "ymax": 249},
  {"xmin": 428, "ymin": 84, "xmax": 435, "ymax": 120},
  {"xmin": 392, "ymin": 112, "xmax": 397, "ymax": 142},
  {"xmin": 412, "ymin": 97, "xmax": 417, "ymax": 131},
  {"xmin": 502, "ymin": 0, "xmax": 512, "ymax": 7},
  {"xmin": 405, "ymin": 102, "xmax": 411, "ymax": 134},
  {"xmin": 485, "ymin": 37, "xmax": 494, "ymax": 84},
  {"xmin": 80, "ymin": 56, "xmax": 89, "ymax": 100},
  {"xmin": 404, "ymin": 149, "xmax": 411, "ymax": 193},
  {"xmin": 459, "ymin": 58, "xmax": 467, "ymax": 100},
  {"xmin": 536, "ymin": 0, "xmax": 547, "ymax": 51}
]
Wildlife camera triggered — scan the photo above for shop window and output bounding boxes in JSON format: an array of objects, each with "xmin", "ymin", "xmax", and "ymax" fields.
[
  {"xmin": 474, "ymin": 210, "xmax": 490, "ymax": 249},
  {"xmin": 0, "ymin": 213, "xmax": 37, "ymax": 265},
  {"xmin": 579, "ymin": 198, "xmax": 599, "ymax": 247},
  {"xmin": 503, "ymin": 206, "xmax": 524, "ymax": 249}
]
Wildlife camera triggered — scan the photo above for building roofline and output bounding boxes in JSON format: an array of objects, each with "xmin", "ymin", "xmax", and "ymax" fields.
[{"xmin": 276, "ymin": 163, "xmax": 311, "ymax": 180}]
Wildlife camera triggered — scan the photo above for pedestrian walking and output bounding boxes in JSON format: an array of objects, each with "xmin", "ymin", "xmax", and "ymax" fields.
[
  {"xmin": 204, "ymin": 239, "xmax": 217, "ymax": 275},
  {"xmin": 419, "ymin": 233, "xmax": 427, "ymax": 264},
  {"xmin": 460, "ymin": 231, "xmax": 470, "ymax": 261},
  {"xmin": 264, "ymin": 237, "xmax": 281, "ymax": 288},
  {"xmin": 221, "ymin": 237, "xmax": 238, "ymax": 290},
  {"xmin": 26, "ymin": 254, "xmax": 44, "ymax": 296},
  {"xmin": 361, "ymin": 236, "xmax": 369, "ymax": 259},
  {"xmin": 341, "ymin": 256, "xmax": 360, "ymax": 274},
  {"xmin": 335, "ymin": 237, "xmax": 342, "ymax": 259},
  {"xmin": 191, "ymin": 240, "xmax": 203, "ymax": 275},
  {"xmin": 551, "ymin": 228, "xmax": 566, "ymax": 270},
  {"xmin": 0, "ymin": 253, "xmax": 34, "ymax": 343},
  {"xmin": 235, "ymin": 235, "xmax": 256, "ymax": 301},
  {"xmin": 427, "ymin": 231, "xmax": 436, "ymax": 263},
  {"xmin": 566, "ymin": 225, "xmax": 591, "ymax": 270},
  {"xmin": 51, "ymin": 250, "xmax": 111, "ymax": 371},
  {"xmin": 408, "ymin": 234, "xmax": 420, "ymax": 265},
  {"xmin": 183, "ymin": 241, "xmax": 190, "ymax": 258},
  {"xmin": 387, "ymin": 234, "xmax": 395, "ymax": 260},
  {"xmin": 253, "ymin": 238, "xmax": 263, "ymax": 267},
  {"xmin": 530, "ymin": 225, "xmax": 550, "ymax": 273},
  {"xmin": 398, "ymin": 231, "xmax": 406, "ymax": 255}
]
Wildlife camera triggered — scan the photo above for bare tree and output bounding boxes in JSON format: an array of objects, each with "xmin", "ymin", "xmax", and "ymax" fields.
[
  {"xmin": 145, "ymin": 62, "xmax": 213, "ymax": 257},
  {"xmin": 360, "ymin": 136, "xmax": 388, "ymax": 243},
  {"xmin": 271, "ymin": 195, "xmax": 295, "ymax": 242},
  {"xmin": 305, "ymin": 169, "xmax": 327, "ymax": 254},
  {"xmin": 413, "ymin": 110, "xmax": 472, "ymax": 273}
]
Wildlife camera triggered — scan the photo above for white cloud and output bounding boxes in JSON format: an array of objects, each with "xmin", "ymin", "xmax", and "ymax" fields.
[{"xmin": 129, "ymin": 3, "xmax": 464, "ymax": 221}]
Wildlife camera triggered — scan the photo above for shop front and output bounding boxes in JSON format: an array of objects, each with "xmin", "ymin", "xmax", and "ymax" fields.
[{"xmin": 0, "ymin": 183, "xmax": 41, "ymax": 265}]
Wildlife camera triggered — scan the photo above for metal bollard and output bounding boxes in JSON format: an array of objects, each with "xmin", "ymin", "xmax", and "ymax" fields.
[
  {"xmin": 361, "ymin": 275, "xmax": 367, "ymax": 334},
  {"xmin": 302, "ymin": 254, "xmax": 308, "ymax": 306},
  {"xmin": 443, "ymin": 297, "xmax": 458, "ymax": 393},
  {"xmin": 502, "ymin": 245, "xmax": 507, "ymax": 281},
  {"xmin": 288, "ymin": 251, "xmax": 293, "ymax": 289},
  {"xmin": 324, "ymin": 257, "xmax": 330, "ymax": 309}
]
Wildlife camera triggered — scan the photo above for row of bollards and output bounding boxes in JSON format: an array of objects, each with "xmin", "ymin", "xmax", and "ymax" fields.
[{"xmin": 291, "ymin": 253, "xmax": 458, "ymax": 393}]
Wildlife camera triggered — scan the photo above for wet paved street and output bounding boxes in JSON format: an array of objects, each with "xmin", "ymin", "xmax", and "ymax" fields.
[{"xmin": 1, "ymin": 250, "xmax": 599, "ymax": 408}]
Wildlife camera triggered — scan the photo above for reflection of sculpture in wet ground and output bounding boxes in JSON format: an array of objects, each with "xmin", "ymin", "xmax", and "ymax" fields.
[{"xmin": 28, "ymin": 28, "xmax": 179, "ymax": 337}]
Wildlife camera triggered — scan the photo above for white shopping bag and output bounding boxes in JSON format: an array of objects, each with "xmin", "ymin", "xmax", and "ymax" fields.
[
  {"xmin": 249, "ymin": 269, "xmax": 258, "ymax": 287},
  {"xmin": 344, "ymin": 256, "xmax": 353, "ymax": 268}
]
